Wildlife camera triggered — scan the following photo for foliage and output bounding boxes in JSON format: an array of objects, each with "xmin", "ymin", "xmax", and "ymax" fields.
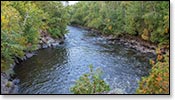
[
  {"xmin": 34, "ymin": 1, "xmax": 69, "ymax": 39},
  {"xmin": 70, "ymin": 65, "xmax": 110, "ymax": 94},
  {"xmin": 136, "ymin": 47, "xmax": 169, "ymax": 94},
  {"xmin": 1, "ymin": 1, "xmax": 25, "ymax": 71},
  {"xmin": 69, "ymin": 1, "xmax": 169, "ymax": 44},
  {"xmin": 12, "ymin": 1, "xmax": 45, "ymax": 51},
  {"xmin": 1, "ymin": 1, "xmax": 69, "ymax": 73}
]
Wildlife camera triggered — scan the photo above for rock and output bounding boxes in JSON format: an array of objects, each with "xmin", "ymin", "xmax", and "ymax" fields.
[
  {"xmin": 47, "ymin": 38, "xmax": 55, "ymax": 43},
  {"xmin": 26, "ymin": 53, "xmax": 34, "ymax": 58},
  {"xmin": 48, "ymin": 43, "xmax": 51, "ymax": 47},
  {"xmin": 1, "ymin": 73, "xmax": 11, "ymax": 94},
  {"xmin": 10, "ymin": 63, "xmax": 16, "ymax": 69},
  {"xmin": 41, "ymin": 37, "xmax": 47, "ymax": 43},
  {"xmin": 51, "ymin": 42, "xmax": 59, "ymax": 47},
  {"xmin": 20, "ymin": 56, "xmax": 27, "ymax": 61},
  {"xmin": 59, "ymin": 41, "xmax": 64, "ymax": 45},
  {"xmin": 1, "ymin": 72, "xmax": 20, "ymax": 94},
  {"xmin": 38, "ymin": 44, "xmax": 42, "ymax": 49},
  {"xmin": 14, "ymin": 58, "xmax": 19, "ymax": 64},
  {"xmin": 12, "ymin": 79, "xmax": 20, "ymax": 85},
  {"xmin": 42, "ymin": 44, "xmax": 48, "ymax": 49},
  {"xmin": 9, "ymin": 85, "xmax": 19, "ymax": 94}
]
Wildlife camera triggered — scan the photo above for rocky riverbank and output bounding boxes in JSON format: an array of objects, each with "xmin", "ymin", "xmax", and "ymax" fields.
[
  {"xmin": 1, "ymin": 30, "xmax": 64, "ymax": 94},
  {"xmin": 105, "ymin": 34, "xmax": 157, "ymax": 54},
  {"xmin": 72, "ymin": 24, "xmax": 157, "ymax": 55}
]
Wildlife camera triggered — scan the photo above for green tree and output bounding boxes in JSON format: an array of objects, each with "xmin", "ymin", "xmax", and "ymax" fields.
[
  {"xmin": 35, "ymin": 1, "xmax": 69, "ymax": 39},
  {"xmin": 1, "ymin": 1, "xmax": 69, "ymax": 74},
  {"xmin": 1, "ymin": 1, "xmax": 25, "ymax": 71},
  {"xmin": 69, "ymin": 1, "xmax": 169, "ymax": 44},
  {"xmin": 70, "ymin": 65, "xmax": 110, "ymax": 94}
]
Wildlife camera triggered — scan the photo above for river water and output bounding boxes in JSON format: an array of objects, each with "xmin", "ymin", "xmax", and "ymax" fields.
[{"xmin": 14, "ymin": 26, "xmax": 154, "ymax": 94}]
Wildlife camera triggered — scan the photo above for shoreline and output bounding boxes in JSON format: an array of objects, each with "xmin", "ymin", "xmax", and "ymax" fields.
[
  {"xmin": 1, "ymin": 30, "xmax": 65, "ymax": 94},
  {"xmin": 1, "ymin": 25, "xmax": 157, "ymax": 94},
  {"xmin": 71, "ymin": 24, "xmax": 157, "ymax": 55}
]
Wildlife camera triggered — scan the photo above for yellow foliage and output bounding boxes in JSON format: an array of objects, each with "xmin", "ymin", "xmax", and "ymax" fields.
[
  {"xmin": 108, "ymin": 25, "xmax": 112, "ymax": 30},
  {"xmin": 141, "ymin": 28, "xmax": 149, "ymax": 40},
  {"xmin": 1, "ymin": 15, "xmax": 5, "ymax": 22},
  {"xmin": 156, "ymin": 48, "xmax": 161, "ymax": 54},
  {"xmin": 137, "ymin": 53, "xmax": 169, "ymax": 94},
  {"xmin": 150, "ymin": 59, "xmax": 155, "ymax": 65},
  {"xmin": 165, "ymin": 28, "xmax": 169, "ymax": 33},
  {"xmin": 1, "ymin": 1, "xmax": 21, "ymax": 31},
  {"xmin": 157, "ymin": 54, "xmax": 163, "ymax": 61}
]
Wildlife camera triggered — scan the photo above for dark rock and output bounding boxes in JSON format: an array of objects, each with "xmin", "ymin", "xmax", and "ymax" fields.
[
  {"xmin": 59, "ymin": 41, "xmax": 64, "ymax": 45},
  {"xmin": 14, "ymin": 58, "xmax": 19, "ymax": 64},
  {"xmin": 20, "ymin": 56, "xmax": 27, "ymax": 61}
]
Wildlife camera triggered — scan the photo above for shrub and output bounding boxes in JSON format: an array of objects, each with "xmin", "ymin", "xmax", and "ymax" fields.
[
  {"xmin": 70, "ymin": 65, "xmax": 110, "ymax": 94},
  {"xmin": 136, "ymin": 48, "xmax": 169, "ymax": 94}
]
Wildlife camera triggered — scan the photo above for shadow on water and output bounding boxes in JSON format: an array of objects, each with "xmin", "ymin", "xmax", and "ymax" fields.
[{"xmin": 14, "ymin": 26, "xmax": 155, "ymax": 94}]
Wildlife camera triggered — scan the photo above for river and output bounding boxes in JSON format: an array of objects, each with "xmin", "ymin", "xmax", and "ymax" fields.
[{"xmin": 14, "ymin": 26, "xmax": 154, "ymax": 94}]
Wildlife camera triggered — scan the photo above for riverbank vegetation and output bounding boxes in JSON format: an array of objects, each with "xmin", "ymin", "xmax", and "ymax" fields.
[
  {"xmin": 69, "ymin": 1, "xmax": 169, "ymax": 94},
  {"xmin": 137, "ymin": 47, "xmax": 169, "ymax": 94},
  {"xmin": 1, "ymin": 1, "xmax": 169, "ymax": 94},
  {"xmin": 69, "ymin": 1, "xmax": 169, "ymax": 45},
  {"xmin": 1, "ymin": 1, "xmax": 69, "ymax": 73},
  {"xmin": 71, "ymin": 65, "xmax": 110, "ymax": 94}
]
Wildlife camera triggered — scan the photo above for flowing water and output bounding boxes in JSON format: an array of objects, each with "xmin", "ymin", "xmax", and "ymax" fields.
[{"xmin": 14, "ymin": 26, "xmax": 155, "ymax": 94}]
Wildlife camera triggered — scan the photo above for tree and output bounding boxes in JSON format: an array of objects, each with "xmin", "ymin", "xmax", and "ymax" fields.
[{"xmin": 70, "ymin": 65, "xmax": 110, "ymax": 94}]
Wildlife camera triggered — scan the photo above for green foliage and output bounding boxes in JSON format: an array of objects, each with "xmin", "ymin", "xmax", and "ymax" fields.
[
  {"xmin": 70, "ymin": 1, "xmax": 169, "ymax": 44},
  {"xmin": 12, "ymin": 1, "xmax": 45, "ymax": 50},
  {"xmin": 136, "ymin": 47, "xmax": 169, "ymax": 94},
  {"xmin": 70, "ymin": 65, "xmax": 110, "ymax": 94},
  {"xmin": 34, "ymin": 1, "xmax": 69, "ymax": 39},
  {"xmin": 1, "ymin": 1, "xmax": 25, "ymax": 71},
  {"xmin": 1, "ymin": 1, "xmax": 69, "ymax": 73}
]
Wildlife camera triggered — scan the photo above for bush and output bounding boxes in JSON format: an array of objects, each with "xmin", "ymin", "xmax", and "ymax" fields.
[
  {"xmin": 1, "ymin": 1, "xmax": 69, "ymax": 74},
  {"xmin": 70, "ymin": 65, "xmax": 110, "ymax": 94},
  {"xmin": 136, "ymin": 48, "xmax": 169, "ymax": 94}
]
